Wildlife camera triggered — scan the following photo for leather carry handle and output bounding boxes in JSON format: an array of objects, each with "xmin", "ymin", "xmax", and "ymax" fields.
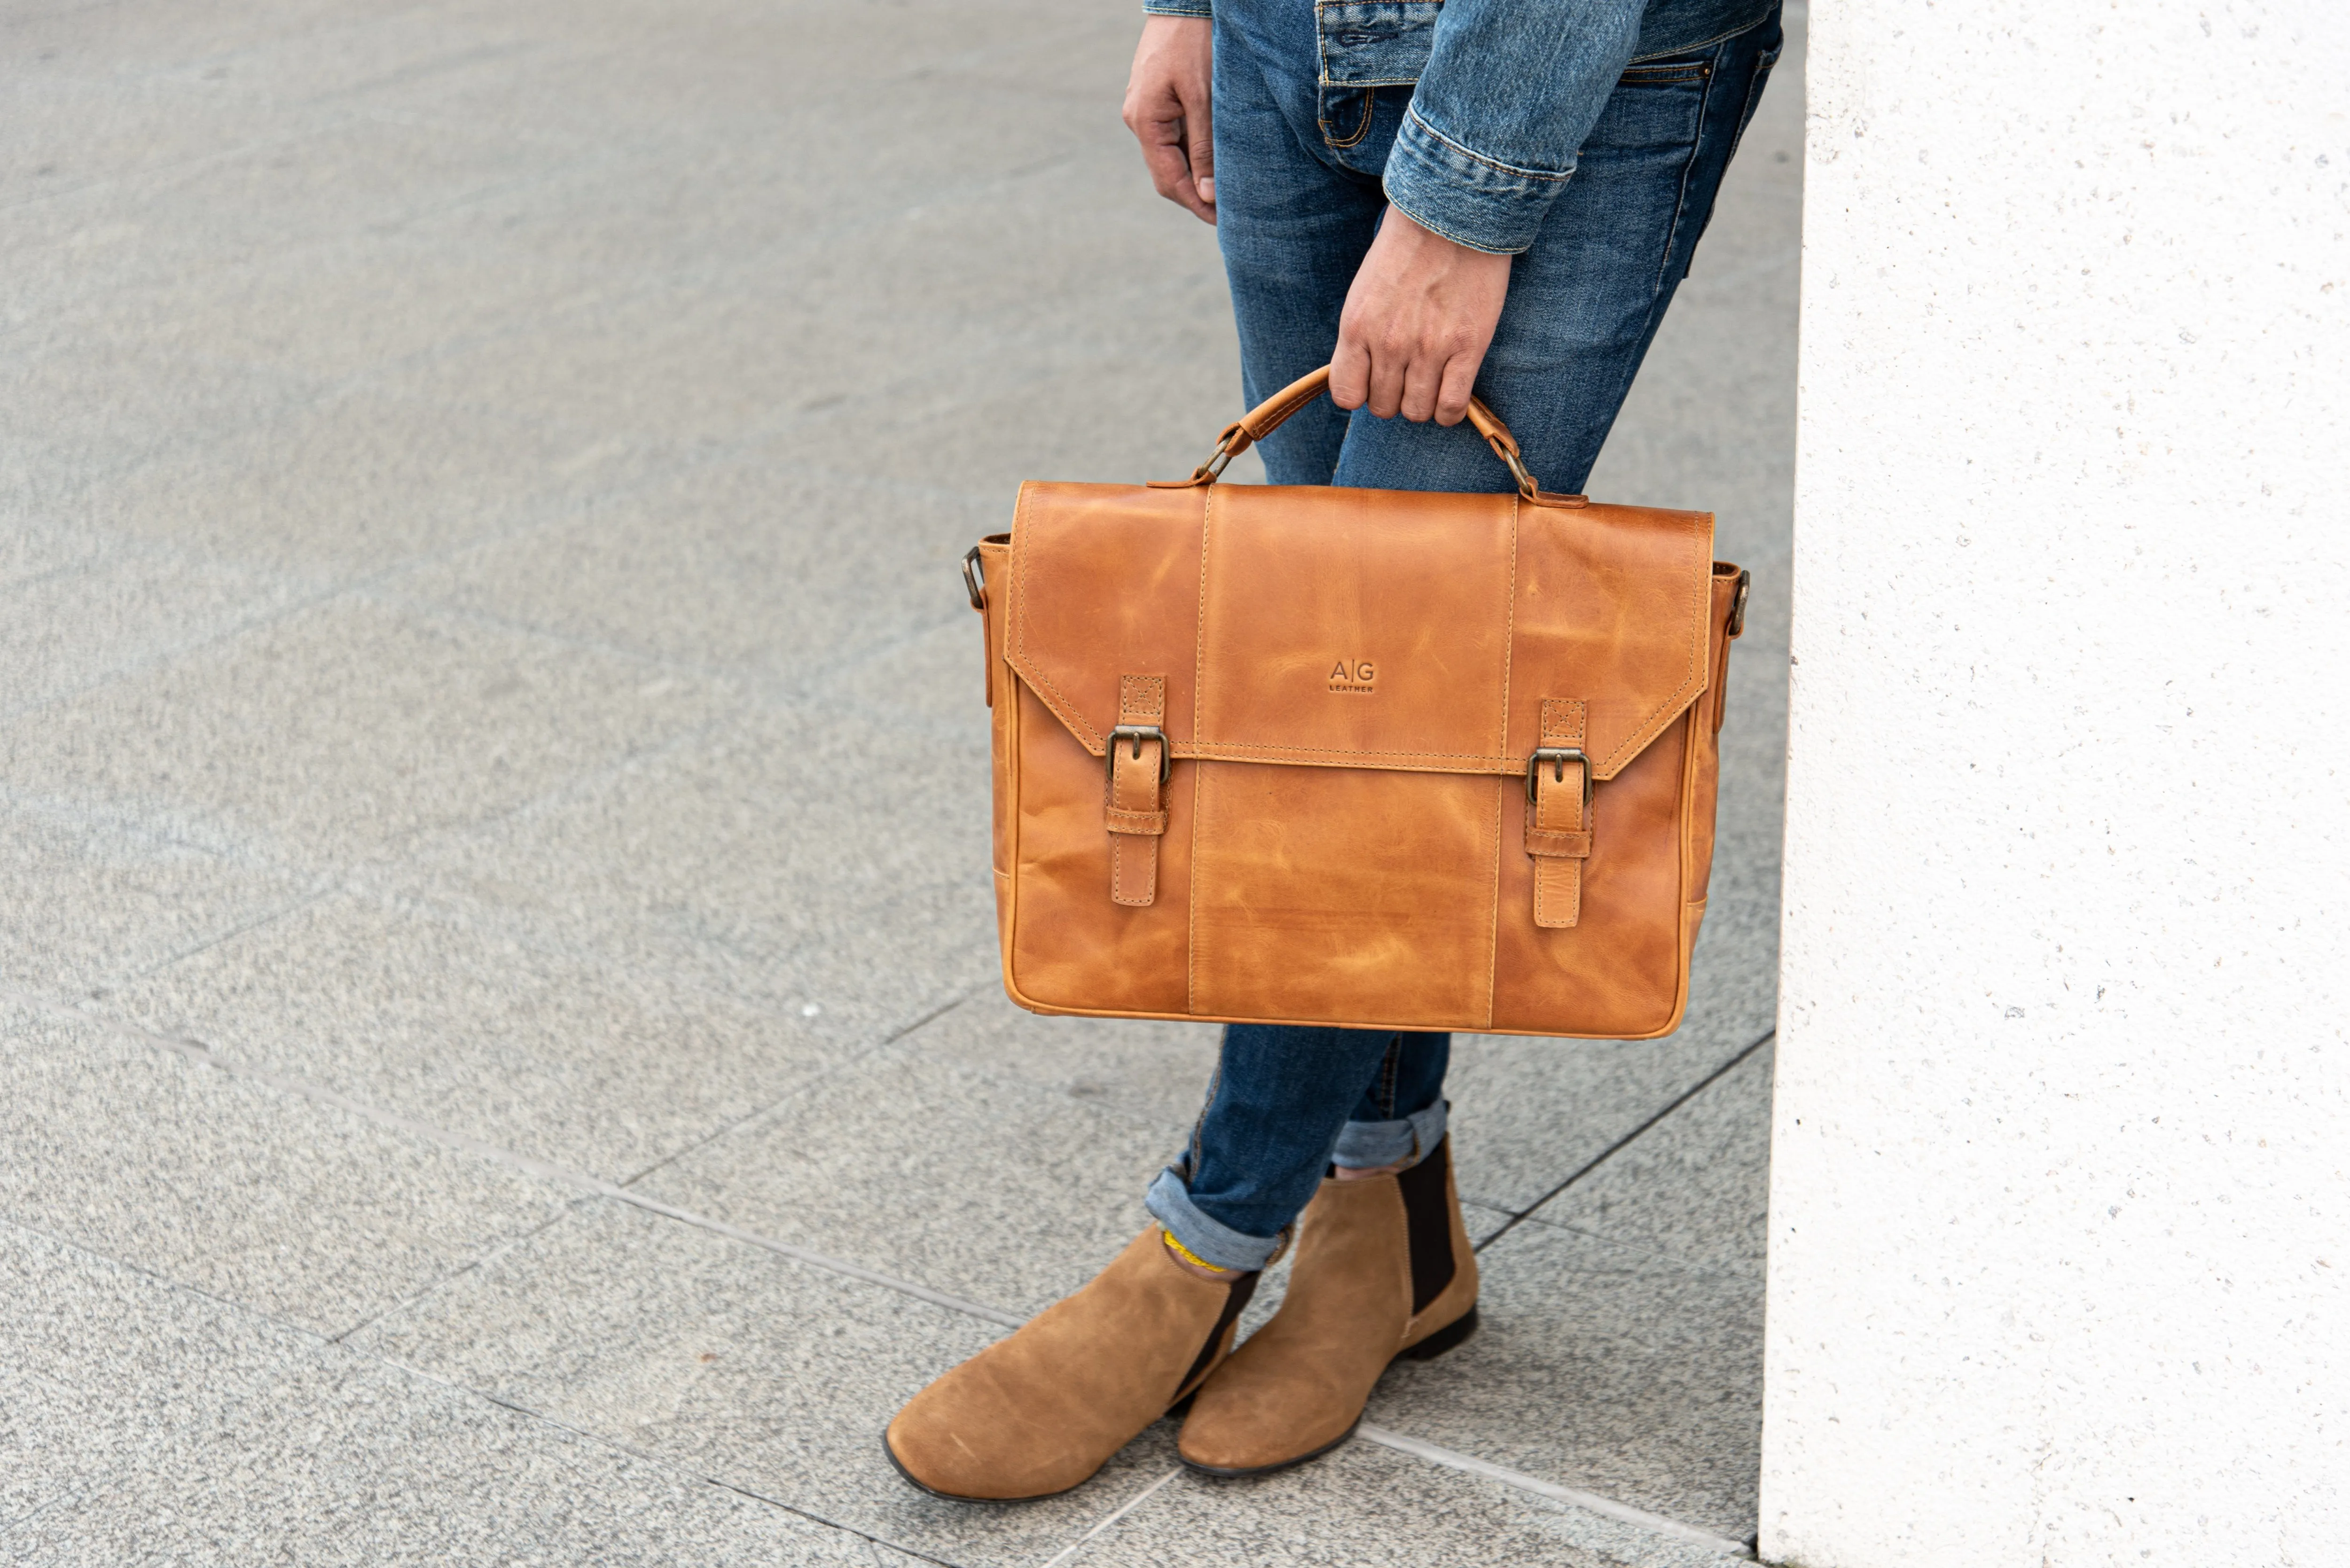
[{"xmin": 1154, "ymin": 364, "xmax": 1543, "ymax": 500}]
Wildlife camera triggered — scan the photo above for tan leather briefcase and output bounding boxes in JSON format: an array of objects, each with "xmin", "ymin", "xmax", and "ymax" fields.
[{"xmin": 962, "ymin": 367, "xmax": 1748, "ymax": 1039}]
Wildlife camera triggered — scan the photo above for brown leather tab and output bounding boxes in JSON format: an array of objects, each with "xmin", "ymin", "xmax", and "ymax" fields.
[
  {"xmin": 1530, "ymin": 699, "xmax": 1590, "ymax": 929},
  {"xmin": 1523, "ymin": 828, "xmax": 1592, "ymax": 858},
  {"xmin": 1110, "ymin": 675, "xmax": 1168, "ymax": 907}
]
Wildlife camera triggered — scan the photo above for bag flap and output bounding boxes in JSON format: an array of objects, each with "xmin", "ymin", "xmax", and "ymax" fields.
[{"xmin": 1003, "ymin": 480, "xmax": 1715, "ymax": 781}]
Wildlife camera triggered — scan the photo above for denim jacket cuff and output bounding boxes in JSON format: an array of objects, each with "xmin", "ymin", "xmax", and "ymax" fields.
[
  {"xmin": 1142, "ymin": 0, "xmax": 1211, "ymax": 16},
  {"xmin": 1382, "ymin": 105, "xmax": 1574, "ymax": 257}
]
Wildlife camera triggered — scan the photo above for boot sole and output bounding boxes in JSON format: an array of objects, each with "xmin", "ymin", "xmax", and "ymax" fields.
[
  {"xmin": 882, "ymin": 1432, "xmax": 1087, "ymax": 1504},
  {"xmin": 881, "ymin": 1383, "xmax": 1215, "ymax": 1506},
  {"xmin": 1178, "ymin": 1305, "xmax": 1480, "ymax": 1480}
]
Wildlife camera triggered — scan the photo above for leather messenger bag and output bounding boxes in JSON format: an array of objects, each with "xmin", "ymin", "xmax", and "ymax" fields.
[{"xmin": 961, "ymin": 366, "xmax": 1749, "ymax": 1039}]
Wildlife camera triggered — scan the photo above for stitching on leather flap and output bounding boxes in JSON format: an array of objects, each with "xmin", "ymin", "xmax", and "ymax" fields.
[
  {"xmin": 1005, "ymin": 485, "xmax": 1713, "ymax": 776},
  {"xmin": 1591, "ymin": 511, "xmax": 1712, "ymax": 777},
  {"xmin": 1539, "ymin": 698, "xmax": 1587, "ymax": 745},
  {"xmin": 1119, "ymin": 674, "xmax": 1166, "ymax": 723},
  {"xmin": 1010, "ymin": 481, "xmax": 1105, "ymax": 753}
]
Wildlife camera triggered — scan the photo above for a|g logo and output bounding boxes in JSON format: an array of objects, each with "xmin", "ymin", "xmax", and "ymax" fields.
[{"xmin": 1326, "ymin": 658, "xmax": 1376, "ymax": 695}]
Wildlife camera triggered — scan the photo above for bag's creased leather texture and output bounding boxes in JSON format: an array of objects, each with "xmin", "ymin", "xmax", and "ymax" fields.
[{"xmin": 973, "ymin": 410, "xmax": 1741, "ymax": 1039}]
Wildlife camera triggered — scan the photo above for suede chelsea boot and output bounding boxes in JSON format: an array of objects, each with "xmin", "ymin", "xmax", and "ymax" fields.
[
  {"xmin": 885, "ymin": 1226, "xmax": 1259, "ymax": 1501},
  {"xmin": 1176, "ymin": 1134, "xmax": 1478, "ymax": 1476}
]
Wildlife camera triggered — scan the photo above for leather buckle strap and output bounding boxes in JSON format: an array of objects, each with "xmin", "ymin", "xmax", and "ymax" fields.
[
  {"xmin": 1526, "ymin": 700, "xmax": 1591, "ymax": 930},
  {"xmin": 1107, "ymin": 677, "xmax": 1168, "ymax": 907}
]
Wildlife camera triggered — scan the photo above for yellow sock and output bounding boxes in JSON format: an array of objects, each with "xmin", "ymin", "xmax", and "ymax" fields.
[{"xmin": 1162, "ymin": 1228, "xmax": 1231, "ymax": 1273}]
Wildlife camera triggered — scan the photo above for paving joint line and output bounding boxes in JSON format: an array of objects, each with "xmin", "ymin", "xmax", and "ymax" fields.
[
  {"xmin": 0, "ymin": 1209, "xmax": 337, "ymax": 1351},
  {"xmin": 1357, "ymin": 1427, "xmax": 1754, "ymax": 1559},
  {"xmin": 327, "ymin": 1194, "xmax": 602, "ymax": 1346},
  {"xmin": 1474, "ymin": 1027, "xmax": 1775, "ymax": 1255},
  {"xmin": 20, "ymin": 983, "xmax": 1757, "ymax": 1558},
  {"xmin": 1035, "ymin": 1466, "xmax": 1181, "ymax": 1568},
  {"xmin": 612, "ymin": 989, "xmax": 976, "ymax": 1191}
]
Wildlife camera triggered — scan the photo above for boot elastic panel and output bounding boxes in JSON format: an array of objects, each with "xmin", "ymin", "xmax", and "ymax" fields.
[
  {"xmin": 1172, "ymin": 1270, "xmax": 1260, "ymax": 1405},
  {"xmin": 1396, "ymin": 1134, "xmax": 1457, "ymax": 1314}
]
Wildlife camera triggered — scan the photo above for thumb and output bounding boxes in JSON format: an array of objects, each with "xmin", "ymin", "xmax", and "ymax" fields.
[{"xmin": 1188, "ymin": 110, "xmax": 1215, "ymax": 206}]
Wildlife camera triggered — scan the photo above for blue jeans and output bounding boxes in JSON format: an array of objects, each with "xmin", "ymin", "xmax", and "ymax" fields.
[{"xmin": 1144, "ymin": 3, "xmax": 1783, "ymax": 1273}]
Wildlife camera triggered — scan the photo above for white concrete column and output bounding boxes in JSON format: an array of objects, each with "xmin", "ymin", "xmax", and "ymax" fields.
[{"xmin": 1763, "ymin": 4, "xmax": 2349, "ymax": 1565}]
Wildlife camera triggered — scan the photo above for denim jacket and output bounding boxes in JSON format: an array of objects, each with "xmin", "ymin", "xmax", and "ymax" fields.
[{"xmin": 1143, "ymin": 0, "xmax": 1773, "ymax": 253}]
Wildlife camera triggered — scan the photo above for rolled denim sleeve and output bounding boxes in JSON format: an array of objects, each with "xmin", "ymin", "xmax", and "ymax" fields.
[
  {"xmin": 1383, "ymin": 0, "xmax": 1647, "ymax": 254},
  {"xmin": 1142, "ymin": 0, "xmax": 1211, "ymax": 16}
]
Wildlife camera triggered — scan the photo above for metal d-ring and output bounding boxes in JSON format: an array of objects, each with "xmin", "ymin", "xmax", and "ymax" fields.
[{"xmin": 962, "ymin": 545, "xmax": 987, "ymax": 611}]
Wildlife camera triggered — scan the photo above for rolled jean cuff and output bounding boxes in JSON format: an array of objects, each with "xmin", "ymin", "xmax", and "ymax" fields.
[
  {"xmin": 1144, "ymin": 1167, "xmax": 1284, "ymax": 1272},
  {"xmin": 1332, "ymin": 1097, "xmax": 1449, "ymax": 1171}
]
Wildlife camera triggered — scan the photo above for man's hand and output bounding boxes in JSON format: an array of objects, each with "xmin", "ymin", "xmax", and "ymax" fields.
[
  {"xmin": 1123, "ymin": 17, "xmax": 1216, "ymax": 223},
  {"xmin": 1331, "ymin": 210, "xmax": 1513, "ymax": 425}
]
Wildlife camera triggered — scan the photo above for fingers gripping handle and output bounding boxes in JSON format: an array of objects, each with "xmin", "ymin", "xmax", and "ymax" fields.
[{"xmin": 1152, "ymin": 364, "xmax": 1541, "ymax": 499}]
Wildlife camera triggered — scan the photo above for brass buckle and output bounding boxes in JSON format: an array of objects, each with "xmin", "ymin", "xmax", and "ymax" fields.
[
  {"xmin": 1105, "ymin": 725, "xmax": 1171, "ymax": 787},
  {"xmin": 1525, "ymin": 747, "xmax": 1592, "ymax": 816},
  {"xmin": 961, "ymin": 545, "xmax": 987, "ymax": 611}
]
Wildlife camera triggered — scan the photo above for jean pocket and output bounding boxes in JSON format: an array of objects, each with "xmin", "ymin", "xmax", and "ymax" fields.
[
  {"xmin": 1317, "ymin": 1, "xmax": 1441, "ymax": 87},
  {"xmin": 1616, "ymin": 58, "xmax": 1713, "ymax": 87},
  {"xmin": 1587, "ymin": 56, "xmax": 1712, "ymax": 152}
]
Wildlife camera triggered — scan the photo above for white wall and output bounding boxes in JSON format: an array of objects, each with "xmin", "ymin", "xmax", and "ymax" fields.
[{"xmin": 1764, "ymin": 4, "xmax": 2349, "ymax": 1565}]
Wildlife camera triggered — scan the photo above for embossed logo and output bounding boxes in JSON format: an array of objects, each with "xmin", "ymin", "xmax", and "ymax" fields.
[{"xmin": 1326, "ymin": 658, "xmax": 1376, "ymax": 695}]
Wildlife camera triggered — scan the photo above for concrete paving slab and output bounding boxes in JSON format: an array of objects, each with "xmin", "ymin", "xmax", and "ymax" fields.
[
  {"xmin": 1366, "ymin": 1224, "xmax": 1764, "ymax": 1542},
  {"xmin": 49, "ymin": 218, "xmax": 625, "ymax": 392},
  {"xmin": 0, "ymin": 796, "xmax": 314, "ymax": 999},
  {"xmin": 822, "ymin": 607, "xmax": 1005, "ymax": 744},
  {"xmin": 0, "ymin": 519, "xmax": 104, "ymax": 593},
  {"xmin": 900, "ymin": 988, "xmax": 1221, "ymax": 1147},
  {"xmin": 387, "ymin": 456, "xmax": 1002, "ymax": 697},
  {"xmin": 1447, "ymin": 1035, "xmax": 1758, "ymax": 1219},
  {"xmin": 0, "ymin": 1002, "xmax": 575, "ymax": 1337},
  {"xmin": 808, "ymin": 291, "xmax": 1252, "ymax": 503},
  {"xmin": 398, "ymin": 697, "xmax": 995, "ymax": 1038},
  {"xmin": 113, "ymin": 890, "xmax": 840, "ymax": 1184},
  {"xmin": 11, "ymin": 1358, "xmax": 893, "ymax": 1568},
  {"xmin": 0, "ymin": 336, "xmax": 315, "ymax": 499},
  {"xmin": 0, "ymin": 58, "xmax": 340, "ymax": 213},
  {"xmin": 635, "ymin": 1038, "xmax": 1175, "ymax": 1319},
  {"xmin": 0, "ymin": 1217, "xmax": 896, "ymax": 1565},
  {"xmin": 80, "ymin": 388, "xmax": 657, "ymax": 582},
  {"xmin": 96, "ymin": 102, "xmax": 594, "ymax": 270},
  {"xmin": 1, "ymin": 593, "xmax": 735, "ymax": 873},
  {"xmin": 379, "ymin": 280, "xmax": 891, "ymax": 455},
  {"xmin": 0, "ymin": 1220, "xmax": 308, "ymax": 1533},
  {"xmin": 1528, "ymin": 1046, "xmax": 1775, "ymax": 1280},
  {"xmin": 3, "ymin": 0, "xmax": 464, "ymax": 89},
  {"xmin": 0, "ymin": 544, "xmax": 301, "ymax": 719},
  {"xmin": 1065, "ymin": 1439, "xmax": 1738, "ymax": 1568},
  {"xmin": 1465, "ymin": 1199, "xmax": 1516, "ymax": 1248},
  {"xmin": 352, "ymin": 1196, "xmax": 1187, "ymax": 1568}
]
